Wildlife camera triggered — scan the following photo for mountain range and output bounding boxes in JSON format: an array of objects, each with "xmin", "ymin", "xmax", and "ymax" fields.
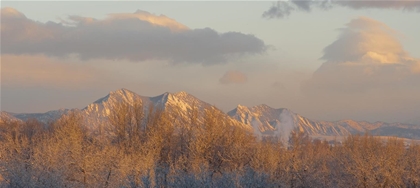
[{"xmin": 2, "ymin": 88, "xmax": 420, "ymax": 141}]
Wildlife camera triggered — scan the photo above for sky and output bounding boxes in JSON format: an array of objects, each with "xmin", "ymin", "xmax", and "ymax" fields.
[{"xmin": 1, "ymin": 1, "xmax": 420, "ymax": 124}]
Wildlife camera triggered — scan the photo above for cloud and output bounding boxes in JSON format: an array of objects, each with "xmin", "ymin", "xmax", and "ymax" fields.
[
  {"xmin": 263, "ymin": 0, "xmax": 420, "ymax": 18},
  {"xmin": 302, "ymin": 17, "xmax": 420, "ymax": 95},
  {"xmin": 262, "ymin": 2, "xmax": 295, "ymax": 18},
  {"xmin": 335, "ymin": 0, "xmax": 420, "ymax": 10},
  {"xmin": 219, "ymin": 70, "xmax": 248, "ymax": 84},
  {"xmin": 322, "ymin": 17, "xmax": 409, "ymax": 64},
  {"xmin": 297, "ymin": 17, "xmax": 420, "ymax": 122},
  {"xmin": 107, "ymin": 10, "xmax": 189, "ymax": 32},
  {"xmin": 1, "ymin": 7, "xmax": 267, "ymax": 65}
]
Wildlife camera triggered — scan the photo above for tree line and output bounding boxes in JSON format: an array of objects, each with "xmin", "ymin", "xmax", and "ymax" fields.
[{"xmin": 0, "ymin": 101, "xmax": 419, "ymax": 187}]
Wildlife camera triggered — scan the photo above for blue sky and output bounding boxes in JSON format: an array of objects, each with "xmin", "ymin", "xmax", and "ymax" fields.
[{"xmin": 1, "ymin": 1, "xmax": 420, "ymax": 123}]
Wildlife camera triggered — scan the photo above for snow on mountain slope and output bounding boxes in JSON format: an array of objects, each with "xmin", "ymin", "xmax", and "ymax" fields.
[
  {"xmin": 80, "ymin": 89, "xmax": 251, "ymax": 132},
  {"xmin": 228, "ymin": 104, "xmax": 352, "ymax": 139},
  {"xmin": 11, "ymin": 109, "xmax": 70, "ymax": 124},
  {"xmin": 228, "ymin": 104, "xmax": 277, "ymax": 136},
  {"xmin": 4, "ymin": 88, "xmax": 419, "ymax": 140},
  {"xmin": 228, "ymin": 104, "xmax": 420, "ymax": 140},
  {"xmin": 3, "ymin": 89, "xmax": 250, "ymax": 133},
  {"xmin": 0, "ymin": 111, "xmax": 23, "ymax": 124},
  {"xmin": 80, "ymin": 88, "xmax": 151, "ymax": 130},
  {"xmin": 317, "ymin": 120, "xmax": 420, "ymax": 139}
]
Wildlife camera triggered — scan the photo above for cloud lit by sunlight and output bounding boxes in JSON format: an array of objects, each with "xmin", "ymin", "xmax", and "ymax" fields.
[
  {"xmin": 321, "ymin": 17, "xmax": 410, "ymax": 65},
  {"xmin": 303, "ymin": 17, "xmax": 420, "ymax": 95},
  {"xmin": 220, "ymin": 70, "xmax": 248, "ymax": 84},
  {"xmin": 1, "ymin": 7, "xmax": 266, "ymax": 65},
  {"xmin": 108, "ymin": 10, "xmax": 189, "ymax": 32}
]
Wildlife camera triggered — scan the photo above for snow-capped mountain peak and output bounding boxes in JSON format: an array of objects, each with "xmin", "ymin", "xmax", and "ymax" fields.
[
  {"xmin": 2, "ymin": 89, "xmax": 419, "ymax": 141},
  {"xmin": 173, "ymin": 91, "xmax": 189, "ymax": 97}
]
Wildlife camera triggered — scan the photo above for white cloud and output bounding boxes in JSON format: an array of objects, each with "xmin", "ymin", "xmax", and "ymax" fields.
[
  {"xmin": 303, "ymin": 17, "xmax": 420, "ymax": 95},
  {"xmin": 298, "ymin": 17, "xmax": 420, "ymax": 124},
  {"xmin": 1, "ymin": 7, "xmax": 267, "ymax": 65},
  {"xmin": 321, "ymin": 17, "xmax": 409, "ymax": 65}
]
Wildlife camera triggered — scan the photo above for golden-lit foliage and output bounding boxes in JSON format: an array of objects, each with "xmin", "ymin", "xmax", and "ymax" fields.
[{"xmin": 0, "ymin": 103, "xmax": 419, "ymax": 187}]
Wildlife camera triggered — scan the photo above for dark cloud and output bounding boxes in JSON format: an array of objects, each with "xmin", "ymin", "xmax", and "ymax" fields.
[
  {"xmin": 262, "ymin": 2, "xmax": 295, "ymax": 18},
  {"xmin": 335, "ymin": 0, "xmax": 420, "ymax": 10},
  {"xmin": 263, "ymin": 0, "xmax": 420, "ymax": 18},
  {"xmin": 290, "ymin": 0, "xmax": 313, "ymax": 11},
  {"xmin": 1, "ymin": 7, "xmax": 267, "ymax": 65}
]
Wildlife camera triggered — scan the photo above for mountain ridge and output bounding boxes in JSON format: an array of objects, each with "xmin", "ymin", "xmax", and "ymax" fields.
[{"xmin": 1, "ymin": 88, "xmax": 419, "ymax": 140}]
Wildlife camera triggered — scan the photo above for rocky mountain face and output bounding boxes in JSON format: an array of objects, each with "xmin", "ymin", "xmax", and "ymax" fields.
[{"xmin": 2, "ymin": 88, "xmax": 419, "ymax": 140}]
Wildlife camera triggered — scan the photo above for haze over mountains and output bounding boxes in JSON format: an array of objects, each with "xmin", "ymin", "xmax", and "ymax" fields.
[{"xmin": 2, "ymin": 89, "xmax": 420, "ymax": 141}]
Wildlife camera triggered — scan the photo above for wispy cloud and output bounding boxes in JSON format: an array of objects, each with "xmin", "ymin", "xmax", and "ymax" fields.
[
  {"xmin": 263, "ymin": 0, "xmax": 420, "ymax": 19},
  {"xmin": 219, "ymin": 70, "xmax": 248, "ymax": 84},
  {"xmin": 1, "ymin": 7, "xmax": 267, "ymax": 65}
]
